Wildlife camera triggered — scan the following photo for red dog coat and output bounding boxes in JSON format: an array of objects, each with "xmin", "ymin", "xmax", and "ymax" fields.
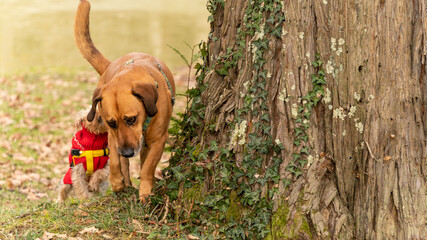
[{"xmin": 63, "ymin": 125, "xmax": 109, "ymax": 185}]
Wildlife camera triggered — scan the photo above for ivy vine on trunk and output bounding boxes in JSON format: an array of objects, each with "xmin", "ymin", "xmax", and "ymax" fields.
[{"xmin": 156, "ymin": 0, "xmax": 427, "ymax": 239}]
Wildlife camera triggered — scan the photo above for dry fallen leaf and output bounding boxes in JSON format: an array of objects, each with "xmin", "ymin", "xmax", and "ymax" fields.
[
  {"xmin": 74, "ymin": 208, "xmax": 90, "ymax": 217},
  {"xmin": 79, "ymin": 226, "xmax": 99, "ymax": 235},
  {"xmin": 383, "ymin": 156, "xmax": 392, "ymax": 161},
  {"xmin": 12, "ymin": 153, "xmax": 35, "ymax": 163},
  {"xmin": 187, "ymin": 234, "xmax": 200, "ymax": 240},
  {"xmin": 155, "ymin": 156, "xmax": 170, "ymax": 180},
  {"xmin": 0, "ymin": 113, "xmax": 14, "ymax": 126},
  {"xmin": 154, "ymin": 167, "xmax": 163, "ymax": 180},
  {"xmin": 27, "ymin": 192, "xmax": 48, "ymax": 200},
  {"xmin": 7, "ymin": 179, "xmax": 22, "ymax": 189},
  {"xmin": 0, "ymin": 140, "xmax": 12, "ymax": 152},
  {"xmin": 132, "ymin": 219, "xmax": 143, "ymax": 228},
  {"xmin": 132, "ymin": 219, "xmax": 150, "ymax": 234},
  {"xmin": 38, "ymin": 231, "xmax": 67, "ymax": 240},
  {"xmin": 7, "ymin": 170, "xmax": 40, "ymax": 190}
]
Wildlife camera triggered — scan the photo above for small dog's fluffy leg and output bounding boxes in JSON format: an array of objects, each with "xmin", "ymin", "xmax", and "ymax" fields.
[
  {"xmin": 72, "ymin": 164, "xmax": 93, "ymax": 199},
  {"xmin": 58, "ymin": 183, "xmax": 72, "ymax": 202},
  {"xmin": 88, "ymin": 161, "xmax": 110, "ymax": 193}
]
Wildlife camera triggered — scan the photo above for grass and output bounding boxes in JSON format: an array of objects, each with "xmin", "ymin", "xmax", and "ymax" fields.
[
  {"xmin": 0, "ymin": 70, "xmax": 190, "ymax": 239},
  {"xmin": 1, "ymin": 189, "xmax": 167, "ymax": 239}
]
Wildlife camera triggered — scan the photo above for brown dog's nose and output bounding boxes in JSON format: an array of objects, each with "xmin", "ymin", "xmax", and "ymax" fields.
[{"xmin": 120, "ymin": 148, "xmax": 134, "ymax": 158}]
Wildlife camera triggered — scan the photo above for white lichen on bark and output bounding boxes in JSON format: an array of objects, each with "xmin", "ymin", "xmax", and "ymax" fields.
[{"xmin": 230, "ymin": 120, "xmax": 248, "ymax": 146}]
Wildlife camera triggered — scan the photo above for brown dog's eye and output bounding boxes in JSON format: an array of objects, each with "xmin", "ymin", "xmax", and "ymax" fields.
[
  {"xmin": 126, "ymin": 116, "xmax": 137, "ymax": 126},
  {"xmin": 107, "ymin": 120, "xmax": 117, "ymax": 129}
]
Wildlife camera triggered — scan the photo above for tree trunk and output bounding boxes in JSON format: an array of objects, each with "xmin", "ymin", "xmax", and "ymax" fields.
[{"xmin": 167, "ymin": 0, "xmax": 427, "ymax": 239}]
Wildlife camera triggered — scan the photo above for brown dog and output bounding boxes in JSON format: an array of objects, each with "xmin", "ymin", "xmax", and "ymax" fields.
[{"xmin": 74, "ymin": 0, "xmax": 175, "ymax": 201}]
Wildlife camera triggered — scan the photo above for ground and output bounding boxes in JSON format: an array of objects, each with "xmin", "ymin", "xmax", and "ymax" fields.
[{"xmin": 0, "ymin": 68, "xmax": 193, "ymax": 239}]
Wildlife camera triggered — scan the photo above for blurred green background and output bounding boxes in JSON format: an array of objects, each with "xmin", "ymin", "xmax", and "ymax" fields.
[{"xmin": 0, "ymin": 0, "xmax": 210, "ymax": 75}]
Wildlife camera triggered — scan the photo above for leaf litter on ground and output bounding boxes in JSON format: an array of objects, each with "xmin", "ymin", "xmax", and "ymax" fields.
[{"xmin": 0, "ymin": 69, "xmax": 192, "ymax": 239}]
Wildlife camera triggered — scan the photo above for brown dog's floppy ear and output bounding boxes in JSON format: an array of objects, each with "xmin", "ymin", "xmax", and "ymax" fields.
[
  {"xmin": 132, "ymin": 82, "xmax": 158, "ymax": 117},
  {"xmin": 87, "ymin": 87, "xmax": 102, "ymax": 122}
]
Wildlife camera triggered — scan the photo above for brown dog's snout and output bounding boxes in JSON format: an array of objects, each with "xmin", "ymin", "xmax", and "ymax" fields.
[{"xmin": 119, "ymin": 147, "xmax": 135, "ymax": 158}]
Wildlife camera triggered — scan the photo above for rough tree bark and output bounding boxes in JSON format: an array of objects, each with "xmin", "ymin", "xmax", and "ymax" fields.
[{"xmin": 190, "ymin": 0, "xmax": 426, "ymax": 239}]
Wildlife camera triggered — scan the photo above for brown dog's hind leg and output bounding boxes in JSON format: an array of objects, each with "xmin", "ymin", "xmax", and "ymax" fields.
[
  {"xmin": 139, "ymin": 137, "xmax": 166, "ymax": 201},
  {"xmin": 120, "ymin": 156, "xmax": 132, "ymax": 187},
  {"xmin": 108, "ymin": 137, "xmax": 125, "ymax": 192}
]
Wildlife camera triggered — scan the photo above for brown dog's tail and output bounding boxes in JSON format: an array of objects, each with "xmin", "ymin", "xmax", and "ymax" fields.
[{"xmin": 74, "ymin": 0, "xmax": 110, "ymax": 75}]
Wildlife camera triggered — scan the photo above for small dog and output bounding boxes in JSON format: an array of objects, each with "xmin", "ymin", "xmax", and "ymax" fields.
[{"xmin": 58, "ymin": 108, "xmax": 110, "ymax": 201}]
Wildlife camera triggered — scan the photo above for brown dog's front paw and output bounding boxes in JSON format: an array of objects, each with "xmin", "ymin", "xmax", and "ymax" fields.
[
  {"xmin": 139, "ymin": 184, "xmax": 153, "ymax": 203},
  {"xmin": 111, "ymin": 182, "xmax": 125, "ymax": 192},
  {"xmin": 139, "ymin": 193, "xmax": 153, "ymax": 203},
  {"xmin": 110, "ymin": 178, "xmax": 125, "ymax": 193}
]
